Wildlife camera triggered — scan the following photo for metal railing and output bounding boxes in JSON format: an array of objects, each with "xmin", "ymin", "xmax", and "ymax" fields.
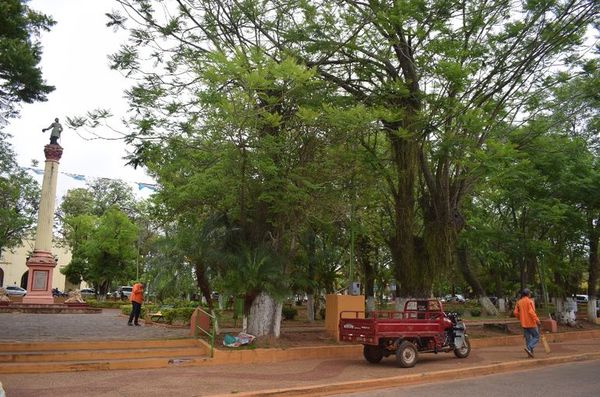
[{"xmin": 193, "ymin": 307, "xmax": 216, "ymax": 357}]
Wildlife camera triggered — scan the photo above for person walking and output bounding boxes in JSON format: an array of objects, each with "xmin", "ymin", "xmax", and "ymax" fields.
[
  {"xmin": 128, "ymin": 282, "xmax": 144, "ymax": 326},
  {"xmin": 513, "ymin": 288, "xmax": 541, "ymax": 358}
]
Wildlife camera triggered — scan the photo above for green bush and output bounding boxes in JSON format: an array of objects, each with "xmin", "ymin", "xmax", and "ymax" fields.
[
  {"xmin": 85, "ymin": 299, "xmax": 126, "ymax": 309},
  {"xmin": 159, "ymin": 307, "xmax": 197, "ymax": 325},
  {"xmin": 470, "ymin": 308, "xmax": 482, "ymax": 317},
  {"xmin": 451, "ymin": 309, "xmax": 464, "ymax": 316},
  {"xmin": 282, "ymin": 306, "xmax": 298, "ymax": 320},
  {"xmin": 120, "ymin": 304, "xmax": 148, "ymax": 318}
]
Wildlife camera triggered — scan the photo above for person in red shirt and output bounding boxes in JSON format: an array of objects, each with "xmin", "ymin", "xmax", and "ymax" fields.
[
  {"xmin": 513, "ymin": 288, "xmax": 541, "ymax": 357},
  {"xmin": 128, "ymin": 282, "xmax": 144, "ymax": 326}
]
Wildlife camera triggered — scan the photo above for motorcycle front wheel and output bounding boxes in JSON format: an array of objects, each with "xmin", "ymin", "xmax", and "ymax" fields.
[{"xmin": 454, "ymin": 334, "xmax": 471, "ymax": 358}]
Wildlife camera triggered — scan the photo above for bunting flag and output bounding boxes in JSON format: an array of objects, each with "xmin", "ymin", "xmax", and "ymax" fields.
[
  {"xmin": 22, "ymin": 166, "xmax": 159, "ymax": 192},
  {"xmin": 137, "ymin": 182, "xmax": 157, "ymax": 191}
]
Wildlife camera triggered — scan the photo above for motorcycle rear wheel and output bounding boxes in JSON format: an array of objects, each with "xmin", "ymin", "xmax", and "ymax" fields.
[{"xmin": 396, "ymin": 340, "xmax": 418, "ymax": 368}]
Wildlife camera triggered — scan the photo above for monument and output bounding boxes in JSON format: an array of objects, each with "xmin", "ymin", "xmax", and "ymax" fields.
[{"xmin": 22, "ymin": 120, "xmax": 64, "ymax": 304}]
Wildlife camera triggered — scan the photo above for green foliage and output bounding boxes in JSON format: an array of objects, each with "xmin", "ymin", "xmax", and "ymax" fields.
[
  {"xmin": 282, "ymin": 305, "xmax": 298, "ymax": 320},
  {"xmin": 222, "ymin": 245, "xmax": 289, "ymax": 314},
  {"xmin": 0, "ymin": 0, "xmax": 55, "ymax": 121},
  {"xmin": 470, "ymin": 309, "xmax": 482, "ymax": 317},
  {"xmin": 0, "ymin": 131, "xmax": 39, "ymax": 256},
  {"xmin": 58, "ymin": 180, "xmax": 145, "ymax": 293},
  {"xmin": 163, "ymin": 307, "xmax": 197, "ymax": 324},
  {"xmin": 68, "ymin": 0, "xmax": 600, "ymax": 327},
  {"xmin": 61, "ymin": 207, "xmax": 138, "ymax": 293},
  {"xmin": 84, "ymin": 299, "xmax": 127, "ymax": 309},
  {"xmin": 120, "ymin": 304, "xmax": 148, "ymax": 318}
]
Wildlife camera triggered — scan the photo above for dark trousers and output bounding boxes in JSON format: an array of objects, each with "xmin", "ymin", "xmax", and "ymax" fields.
[
  {"xmin": 50, "ymin": 136, "xmax": 58, "ymax": 144},
  {"xmin": 128, "ymin": 301, "xmax": 142, "ymax": 324}
]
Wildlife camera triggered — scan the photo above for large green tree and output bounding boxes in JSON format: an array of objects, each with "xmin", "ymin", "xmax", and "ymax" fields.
[
  {"xmin": 0, "ymin": 130, "xmax": 39, "ymax": 257},
  {"xmin": 0, "ymin": 0, "xmax": 55, "ymax": 123},
  {"xmin": 540, "ymin": 61, "xmax": 600, "ymax": 319},
  {"xmin": 137, "ymin": 53, "xmax": 341, "ymax": 336},
  {"xmin": 100, "ymin": 0, "xmax": 598, "ymax": 301},
  {"xmin": 61, "ymin": 207, "xmax": 138, "ymax": 294},
  {"xmin": 59, "ymin": 180, "xmax": 140, "ymax": 293}
]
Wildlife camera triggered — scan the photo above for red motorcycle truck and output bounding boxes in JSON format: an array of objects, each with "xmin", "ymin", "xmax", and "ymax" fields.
[{"xmin": 339, "ymin": 299, "xmax": 471, "ymax": 368}]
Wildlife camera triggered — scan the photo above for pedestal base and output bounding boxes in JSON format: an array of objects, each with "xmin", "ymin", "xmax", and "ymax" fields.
[
  {"xmin": 22, "ymin": 295, "xmax": 55, "ymax": 305},
  {"xmin": 23, "ymin": 250, "xmax": 56, "ymax": 305}
]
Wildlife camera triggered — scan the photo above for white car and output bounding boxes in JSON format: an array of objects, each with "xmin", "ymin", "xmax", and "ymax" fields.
[
  {"xmin": 118, "ymin": 286, "xmax": 133, "ymax": 298},
  {"xmin": 79, "ymin": 288, "xmax": 95, "ymax": 297},
  {"xmin": 443, "ymin": 294, "xmax": 466, "ymax": 303},
  {"xmin": 575, "ymin": 294, "xmax": 588, "ymax": 304},
  {"xmin": 5, "ymin": 286, "xmax": 27, "ymax": 296}
]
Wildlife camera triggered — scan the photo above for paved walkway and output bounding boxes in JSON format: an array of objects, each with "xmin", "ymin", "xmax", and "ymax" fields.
[
  {"xmin": 1, "ymin": 311, "xmax": 600, "ymax": 397},
  {"xmin": 2, "ymin": 337, "xmax": 600, "ymax": 397},
  {"xmin": 0, "ymin": 309, "xmax": 189, "ymax": 342}
]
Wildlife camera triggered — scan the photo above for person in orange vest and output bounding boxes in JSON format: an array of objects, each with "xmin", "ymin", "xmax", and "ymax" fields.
[
  {"xmin": 513, "ymin": 288, "xmax": 541, "ymax": 358},
  {"xmin": 128, "ymin": 282, "xmax": 144, "ymax": 326}
]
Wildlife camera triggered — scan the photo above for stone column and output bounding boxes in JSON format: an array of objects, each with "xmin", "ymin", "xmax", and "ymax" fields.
[{"xmin": 22, "ymin": 144, "xmax": 63, "ymax": 304}]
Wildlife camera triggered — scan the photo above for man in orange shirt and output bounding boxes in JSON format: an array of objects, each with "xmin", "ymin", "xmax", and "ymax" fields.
[
  {"xmin": 513, "ymin": 288, "xmax": 541, "ymax": 357},
  {"xmin": 128, "ymin": 282, "xmax": 144, "ymax": 326}
]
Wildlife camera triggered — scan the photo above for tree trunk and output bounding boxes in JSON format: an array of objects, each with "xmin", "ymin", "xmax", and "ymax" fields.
[
  {"xmin": 194, "ymin": 262, "xmax": 213, "ymax": 310},
  {"xmin": 366, "ymin": 296, "xmax": 376, "ymax": 313},
  {"xmin": 306, "ymin": 293, "xmax": 315, "ymax": 322},
  {"xmin": 587, "ymin": 215, "xmax": 599, "ymax": 321},
  {"xmin": 248, "ymin": 292, "xmax": 283, "ymax": 337},
  {"xmin": 588, "ymin": 299, "xmax": 598, "ymax": 321},
  {"xmin": 306, "ymin": 230, "xmax": 316, "ymax": 322},
  {"xmin": 357, "ymin": 234, "xmax": 375, "ymax": 311},
  {"xmin": 456, "ymin": 244, "xmax": 498, "ymax": 316}
]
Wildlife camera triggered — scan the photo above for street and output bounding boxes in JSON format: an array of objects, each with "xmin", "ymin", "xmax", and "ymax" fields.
[{"xmin": 343, "ymin": 359, "xmax": 600, "ymax": 397}]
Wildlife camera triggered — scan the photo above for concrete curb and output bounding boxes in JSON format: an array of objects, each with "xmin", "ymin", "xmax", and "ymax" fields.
[
  {"xmin": 199, "ymin": 329, "xmax": 600, "ymax": 366},
  {"xmin": 209, "ymin": 351, "xmax": 600, "ymax": 397}
]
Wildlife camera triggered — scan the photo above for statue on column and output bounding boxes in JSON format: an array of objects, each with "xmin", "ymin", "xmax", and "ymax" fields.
[{"xmin": 42, "ymin": 118, "xmax": 63, "ymax": 145}]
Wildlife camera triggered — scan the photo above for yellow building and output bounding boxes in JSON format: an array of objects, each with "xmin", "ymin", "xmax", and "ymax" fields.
[{"xmin": 0, "ymin": 239, "xmax": 77, "ymax": 291}]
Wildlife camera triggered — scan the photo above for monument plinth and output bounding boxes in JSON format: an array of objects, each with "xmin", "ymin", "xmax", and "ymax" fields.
[{"xmin": 22, "ymin": 143, "xmax": 63, "ymax": 305}]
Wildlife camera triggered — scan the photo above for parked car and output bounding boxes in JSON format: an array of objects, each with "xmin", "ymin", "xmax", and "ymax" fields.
[
  {"xmin": 118, "ymin": 286, "xmax": 133, "ymax": 299},
  {"xmin": 79, "ymin": 288, "xmax": 95, "ymax": 297},
  {"xmin": 5, "ymin": 286, "xmax": 27, "ymax": 296},
  {"xmin": 575, "ymin": 294, "xmax": 588, "ymax": 304},
  {"xmin": 443, "ymin": 294, "xmax": 466, "ymax": 303}
]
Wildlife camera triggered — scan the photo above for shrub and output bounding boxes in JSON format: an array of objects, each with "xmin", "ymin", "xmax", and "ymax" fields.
[
  {"xmin": 120, "ymin": 304, "xmax": 148, "ymax": 318},
  {"xmin": 85, "ymin": 299, "xmax": 125, "ymax": 309},
  {"xmin": 282, "ymin": 306, "xmax": 298, "ymax": 320},
  {"xmin": 470, "ymin": 308, "xmax": 482, "ymax": 317},
  {"xmin": 159, "ymin": 307, "xmax": 197, "ymax": 325},
  {"xmin": 452, "ymin": 309, "xmax": 464, "ymax": 316}
]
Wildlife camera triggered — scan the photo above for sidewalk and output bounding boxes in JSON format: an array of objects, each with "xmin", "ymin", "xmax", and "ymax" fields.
[{"xmin": 1, "ymin": 327, "xmax": 600, "ymax": 397}]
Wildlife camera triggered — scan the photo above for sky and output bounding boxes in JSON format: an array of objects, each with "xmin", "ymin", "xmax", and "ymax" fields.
[{"xmin": 6, "ymin": 0, "xmax": 155, "ymax": 201}]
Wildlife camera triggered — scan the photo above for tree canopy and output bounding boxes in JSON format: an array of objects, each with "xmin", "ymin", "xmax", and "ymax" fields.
[
  {"xmin": 0, "ymin": 130, "xmax": 39, "ymax": 257},
  {"xmin": 66, "ymin": 0, "xmax": 600, "ymax": 331},
  {"xmin": 0, "ymin": 0, "xmax": 55, "ymax": 123}
]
